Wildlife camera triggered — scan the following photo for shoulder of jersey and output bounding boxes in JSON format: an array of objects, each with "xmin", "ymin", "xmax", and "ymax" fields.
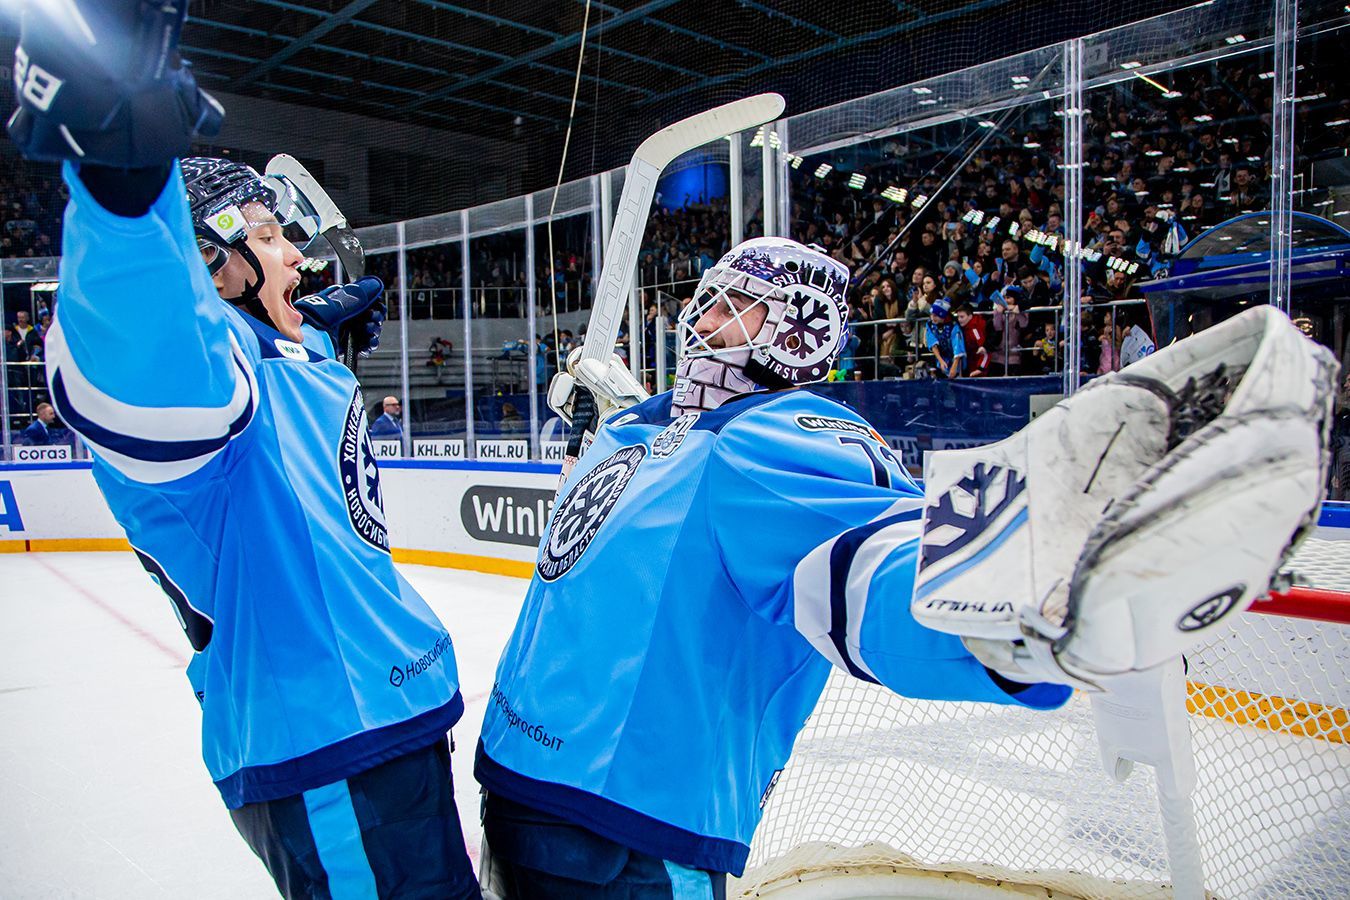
[
  {"xmin": 718, "ymin": 389, "xmax": 884, "ymax": 445},
  {"xmin": 220, "ymin": 302, "xmax": 328, "ymax": 365}
]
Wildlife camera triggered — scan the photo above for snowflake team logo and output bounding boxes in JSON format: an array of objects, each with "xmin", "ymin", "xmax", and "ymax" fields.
[
  {"xmin": 538, "ymin": 445, "xmax": 646, "ymax": 581},
  {"xmin": 919, "ymin": 462, "xmax": 1026, "ymax": 573},
  {"xmin": 755, "ymin": 282, "xmax": 846, "ymax": 383},
  {"xmin": 340, "ymin": 387, "xmax": 389, "ymax": 552}
]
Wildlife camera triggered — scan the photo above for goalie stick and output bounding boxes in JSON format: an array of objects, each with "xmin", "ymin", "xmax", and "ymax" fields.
[
  {"xmin": 265, "ymin": 154, "xmax": 368, "ymax": 371},
  {"xmin": 559, "ymin": 93, "xmax": 786, "ymax": 480}
]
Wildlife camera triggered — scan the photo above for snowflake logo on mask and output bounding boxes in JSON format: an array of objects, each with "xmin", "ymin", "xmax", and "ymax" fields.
[{"xmin": 778, "ymin": 291, "xmax": 834, "ymax": 360}]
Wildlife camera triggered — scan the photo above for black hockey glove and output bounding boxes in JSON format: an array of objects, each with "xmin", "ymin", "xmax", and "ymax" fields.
[
  {"xmin": 7, "ymin": 0, "xmax": 223, "ymax": 168},
  {"xmin": 294, "ymin": 277, "xmax": 387, "ymax": 357}
]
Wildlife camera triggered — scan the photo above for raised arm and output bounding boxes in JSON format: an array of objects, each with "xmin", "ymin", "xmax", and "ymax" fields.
[
  {"xmin": 45, "ymin": 164, "xmax": 257, "ymax": 483},
  {"xmin": 7, "ymin": 0, "xmax": 246, "ymax": 484}
]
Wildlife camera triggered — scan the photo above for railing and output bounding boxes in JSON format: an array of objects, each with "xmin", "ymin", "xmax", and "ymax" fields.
[
  {"xmin": 388, "ymin": 281, "xmax": 591, "ymax": 320},
  {"xmin": 848, "ymin": 298, "xmax": 1150, "ymax": 380}
]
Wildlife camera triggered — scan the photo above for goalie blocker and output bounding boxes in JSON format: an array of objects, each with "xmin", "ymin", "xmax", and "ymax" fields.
[{"xmin": 912, "ymin": 306, "xmax": 1337, "ymax": 691}]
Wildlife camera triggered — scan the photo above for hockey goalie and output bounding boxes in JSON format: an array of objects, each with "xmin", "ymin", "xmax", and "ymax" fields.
[{"xmin": 477, "ymin": 237, "xmax": 1337, "ymax": 897}]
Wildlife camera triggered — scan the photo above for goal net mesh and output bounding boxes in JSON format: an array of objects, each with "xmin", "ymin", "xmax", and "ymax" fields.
[{"xmin": 734, "ymin": 537, "xmax": 1350, "ymax": 899}]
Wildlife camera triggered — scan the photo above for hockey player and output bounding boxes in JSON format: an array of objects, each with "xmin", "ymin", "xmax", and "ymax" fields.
[
  {"xmin": 8, "ymin": 4, "xmax": 479, "ymax": 897},
  {"xmin": 476, "ymin": 236, "xmax": 1333, "ymax": 898}
]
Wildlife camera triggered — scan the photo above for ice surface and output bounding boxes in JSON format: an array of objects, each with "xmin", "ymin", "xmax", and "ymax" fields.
[{"xmin": 0, "ymin": 552, "xmax": 527, "ymax": 899}]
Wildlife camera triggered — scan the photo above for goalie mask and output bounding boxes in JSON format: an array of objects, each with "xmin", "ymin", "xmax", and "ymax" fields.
[
  {"xmin": 181, "ymin": 157, "xmax": 325, "ymax": 325},
  {"xmin": 672, "ymin": 238, "xmax": 850, "ymax": 415}
]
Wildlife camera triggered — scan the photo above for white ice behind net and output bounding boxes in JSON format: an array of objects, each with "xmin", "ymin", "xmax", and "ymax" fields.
[{"xmin": 735, "ymin": 538, "xmax": 1350, "ymax": 899}]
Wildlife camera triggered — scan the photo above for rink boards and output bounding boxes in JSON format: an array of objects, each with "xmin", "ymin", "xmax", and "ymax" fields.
[
  {"xmin": 0, "ymin": 459, "xmax": 561, "ymax": 576},
  {"xmin": 2, "ymin": 459, "xmax": 1348, "ymax": 576}
]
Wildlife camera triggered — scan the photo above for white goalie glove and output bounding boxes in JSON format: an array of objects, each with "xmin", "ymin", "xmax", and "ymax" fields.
[
  {"xmin": 912, "ymin": 306, "xmax": 1338, "ymax": 691},
  {"xmin": 547, "ymin": 346, "xmax": 648, "ymax": 431}
]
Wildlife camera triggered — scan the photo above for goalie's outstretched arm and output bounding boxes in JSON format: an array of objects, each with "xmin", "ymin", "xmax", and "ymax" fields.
[{"xmin": 705, "ymin": 393, "xmax": 1072, "ymax": 711}]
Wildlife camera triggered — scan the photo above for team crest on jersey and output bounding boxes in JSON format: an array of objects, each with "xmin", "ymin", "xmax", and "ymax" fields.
[
  {"xmin": 339, "ymin": 387, "xmax": 389, "ymax": 552},
  {"xmin": 652, "ymin": 413, "xmax": 699, "ymax": 458},
  {"xmin": 538, "ymin": 445, "xmax": 646, "ymax": 581}
]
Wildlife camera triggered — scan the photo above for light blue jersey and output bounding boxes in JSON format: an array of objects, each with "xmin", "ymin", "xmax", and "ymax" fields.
[
  {"xmin": 47, "ymin": 163, "xmax": 463, "ymax": 808},
  {"xmin": 477, "ymin": 388, "xmax": 1070, "ymax": 875}
]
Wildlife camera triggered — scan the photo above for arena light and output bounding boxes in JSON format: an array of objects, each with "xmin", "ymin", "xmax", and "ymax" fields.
[
  {"xmin": 1247, "ymin": 155, "xmax": 1262, "ymax": 162},
  {"xmin": 918, "ymin": 99, "xmax": 938, "ymax": 105},
  {"xmin": 1145, "ymin": 149, "xmax": 1163, "ymax": 156},
  {"xmin": 1328, "ymin": 118, "xmax": 1350, "ymax": 127},
  {"xmin": 31, "ymin": 281, "xmax": 59, "ymax": 292},
  {"xmin": 1194, "ymin": 114, "xmax": 1213, "ymax": 122},
  {"xmin": 848, "ymin": 173, "xmax": 867, "ymax": 190},
  {"xmin": 978, "ymin": 120, "xmax": 997, "ymax": 128},
  {"xmin": 1259, "ymin": 71, "xmax": 1275, "ymax": 80},
  {"xmin": 912, "ymin": 86, "xmax": 932, "ymax": 94},
  {"xmin": 1023, "ymin": 141, "xmax": 1041, "ymax": 148},
  {"xmin": 1224, "ymin": 34, "xmax": 1247, "ymax": 44},
  {"xmin": 298, "ymin": 258, "xmax": 329, "ymax": 272},
  {"xmin": 1120, "ymin": 61, "xmax": 1142, "ymax": 70},
  {"xmin": 881, "ymin": 186, "xmax": 907, "ymax": 203},
  {"xmin": 789, "ymin": 154, "xmax": 804, "ymax": 169},
  {"xmin": 910, "ymin": 194, "xmax": 927, "ymax": 208},
  {"xmin": 1110, "ymin": 130, "xmax": 1127, "ymax": 138},
  {"xmin": 750, "ymin": 127, "xmax": 765, "ymax": 148},
  {"xmin": 813, "ymin": 163, "xmax": 832, "ymax": 178},
  {"xmin": 768, "ymin": 131, "xmax": 782, "ymax": 149},
  {"xmin": 1163, "ymin": 91, "xmax": 1183, "ymax": 99},
  {"xmin": 964, "ymin": 209, "xmax": 985, "ymax": 225}
]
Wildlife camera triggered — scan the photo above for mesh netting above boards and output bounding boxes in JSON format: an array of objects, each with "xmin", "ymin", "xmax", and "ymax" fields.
[{"xmin": 0, "ymin": 0, "xmax": 1208, "ymax": 229}]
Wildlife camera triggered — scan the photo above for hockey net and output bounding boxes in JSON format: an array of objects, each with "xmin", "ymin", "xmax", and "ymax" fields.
[{"xmin": 733, "ymin": 530, "xmax": 1350, "ymax": 899}]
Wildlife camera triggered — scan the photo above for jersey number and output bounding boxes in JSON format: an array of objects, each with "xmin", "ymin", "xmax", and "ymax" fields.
[
  {"xmin": 14, "ymin": 48, "xmax": 64, "ymax": 112},
  {"xmin": 837, "ymin": 435, "xmax": 898, "ymax": 489}
]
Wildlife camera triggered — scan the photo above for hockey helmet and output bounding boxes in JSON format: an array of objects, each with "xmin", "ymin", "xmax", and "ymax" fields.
[
  {"xmin": 181, "ymin": 157, "xmax": 323, "ymax": 276},
  {"xmin": 678, "ymin": 237, "xmax": 850, "ymax": 388}
]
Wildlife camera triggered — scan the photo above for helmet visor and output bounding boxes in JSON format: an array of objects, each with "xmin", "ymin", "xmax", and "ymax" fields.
[
  {"xmin": 264, "ymin": 175, "xmax": 325, "ymax": 254},
  {"xmin": 679, "ymin": 268, "xmax": 784, "ymax": 359}
]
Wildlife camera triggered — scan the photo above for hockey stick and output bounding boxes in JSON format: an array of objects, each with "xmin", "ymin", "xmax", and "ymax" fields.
[
  {"xmin": 559, "ymin": 93, "xmax": 786, "ymax": 478},
  {"xmin": 265, "ymin": 154, "xmax": 367, "ymax": 370},
  {"xmin": 579, "ymin": 93, "xmax": 784, "ymax": 370}
]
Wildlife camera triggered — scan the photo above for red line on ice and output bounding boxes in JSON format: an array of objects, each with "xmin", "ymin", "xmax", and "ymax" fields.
[{"xmin": 32, "ymin": 555, "xmax": 186, "ymax": 666}]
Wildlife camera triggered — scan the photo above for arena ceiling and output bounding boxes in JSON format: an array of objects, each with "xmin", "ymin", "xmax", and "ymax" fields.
[{"xmin": 183, "ymin": 0, "xmax": 1194, "ymax": 173}]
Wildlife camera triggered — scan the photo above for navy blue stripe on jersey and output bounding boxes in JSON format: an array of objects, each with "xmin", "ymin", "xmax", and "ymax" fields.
[
  {"xmin": 827, "ymin": 508, "xmax": 925, "ymax": 683},
  {"xmin": 476, "ymin": 745, "xmax": 751, "ymax": 876},
  {"xmin": 51, "ymin": 351, "xmax": 256, "ymax": 463},
  {"xmin": 247, "ymin": 318, "xmax": 329, "ymax": 362},
  {"xmin": 216, "ymin": 692, "xmax": 463, "ymax": 808},
  {"xmin": 618, "ymin": 389, "xmax": 794, "ymax": 435}
]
